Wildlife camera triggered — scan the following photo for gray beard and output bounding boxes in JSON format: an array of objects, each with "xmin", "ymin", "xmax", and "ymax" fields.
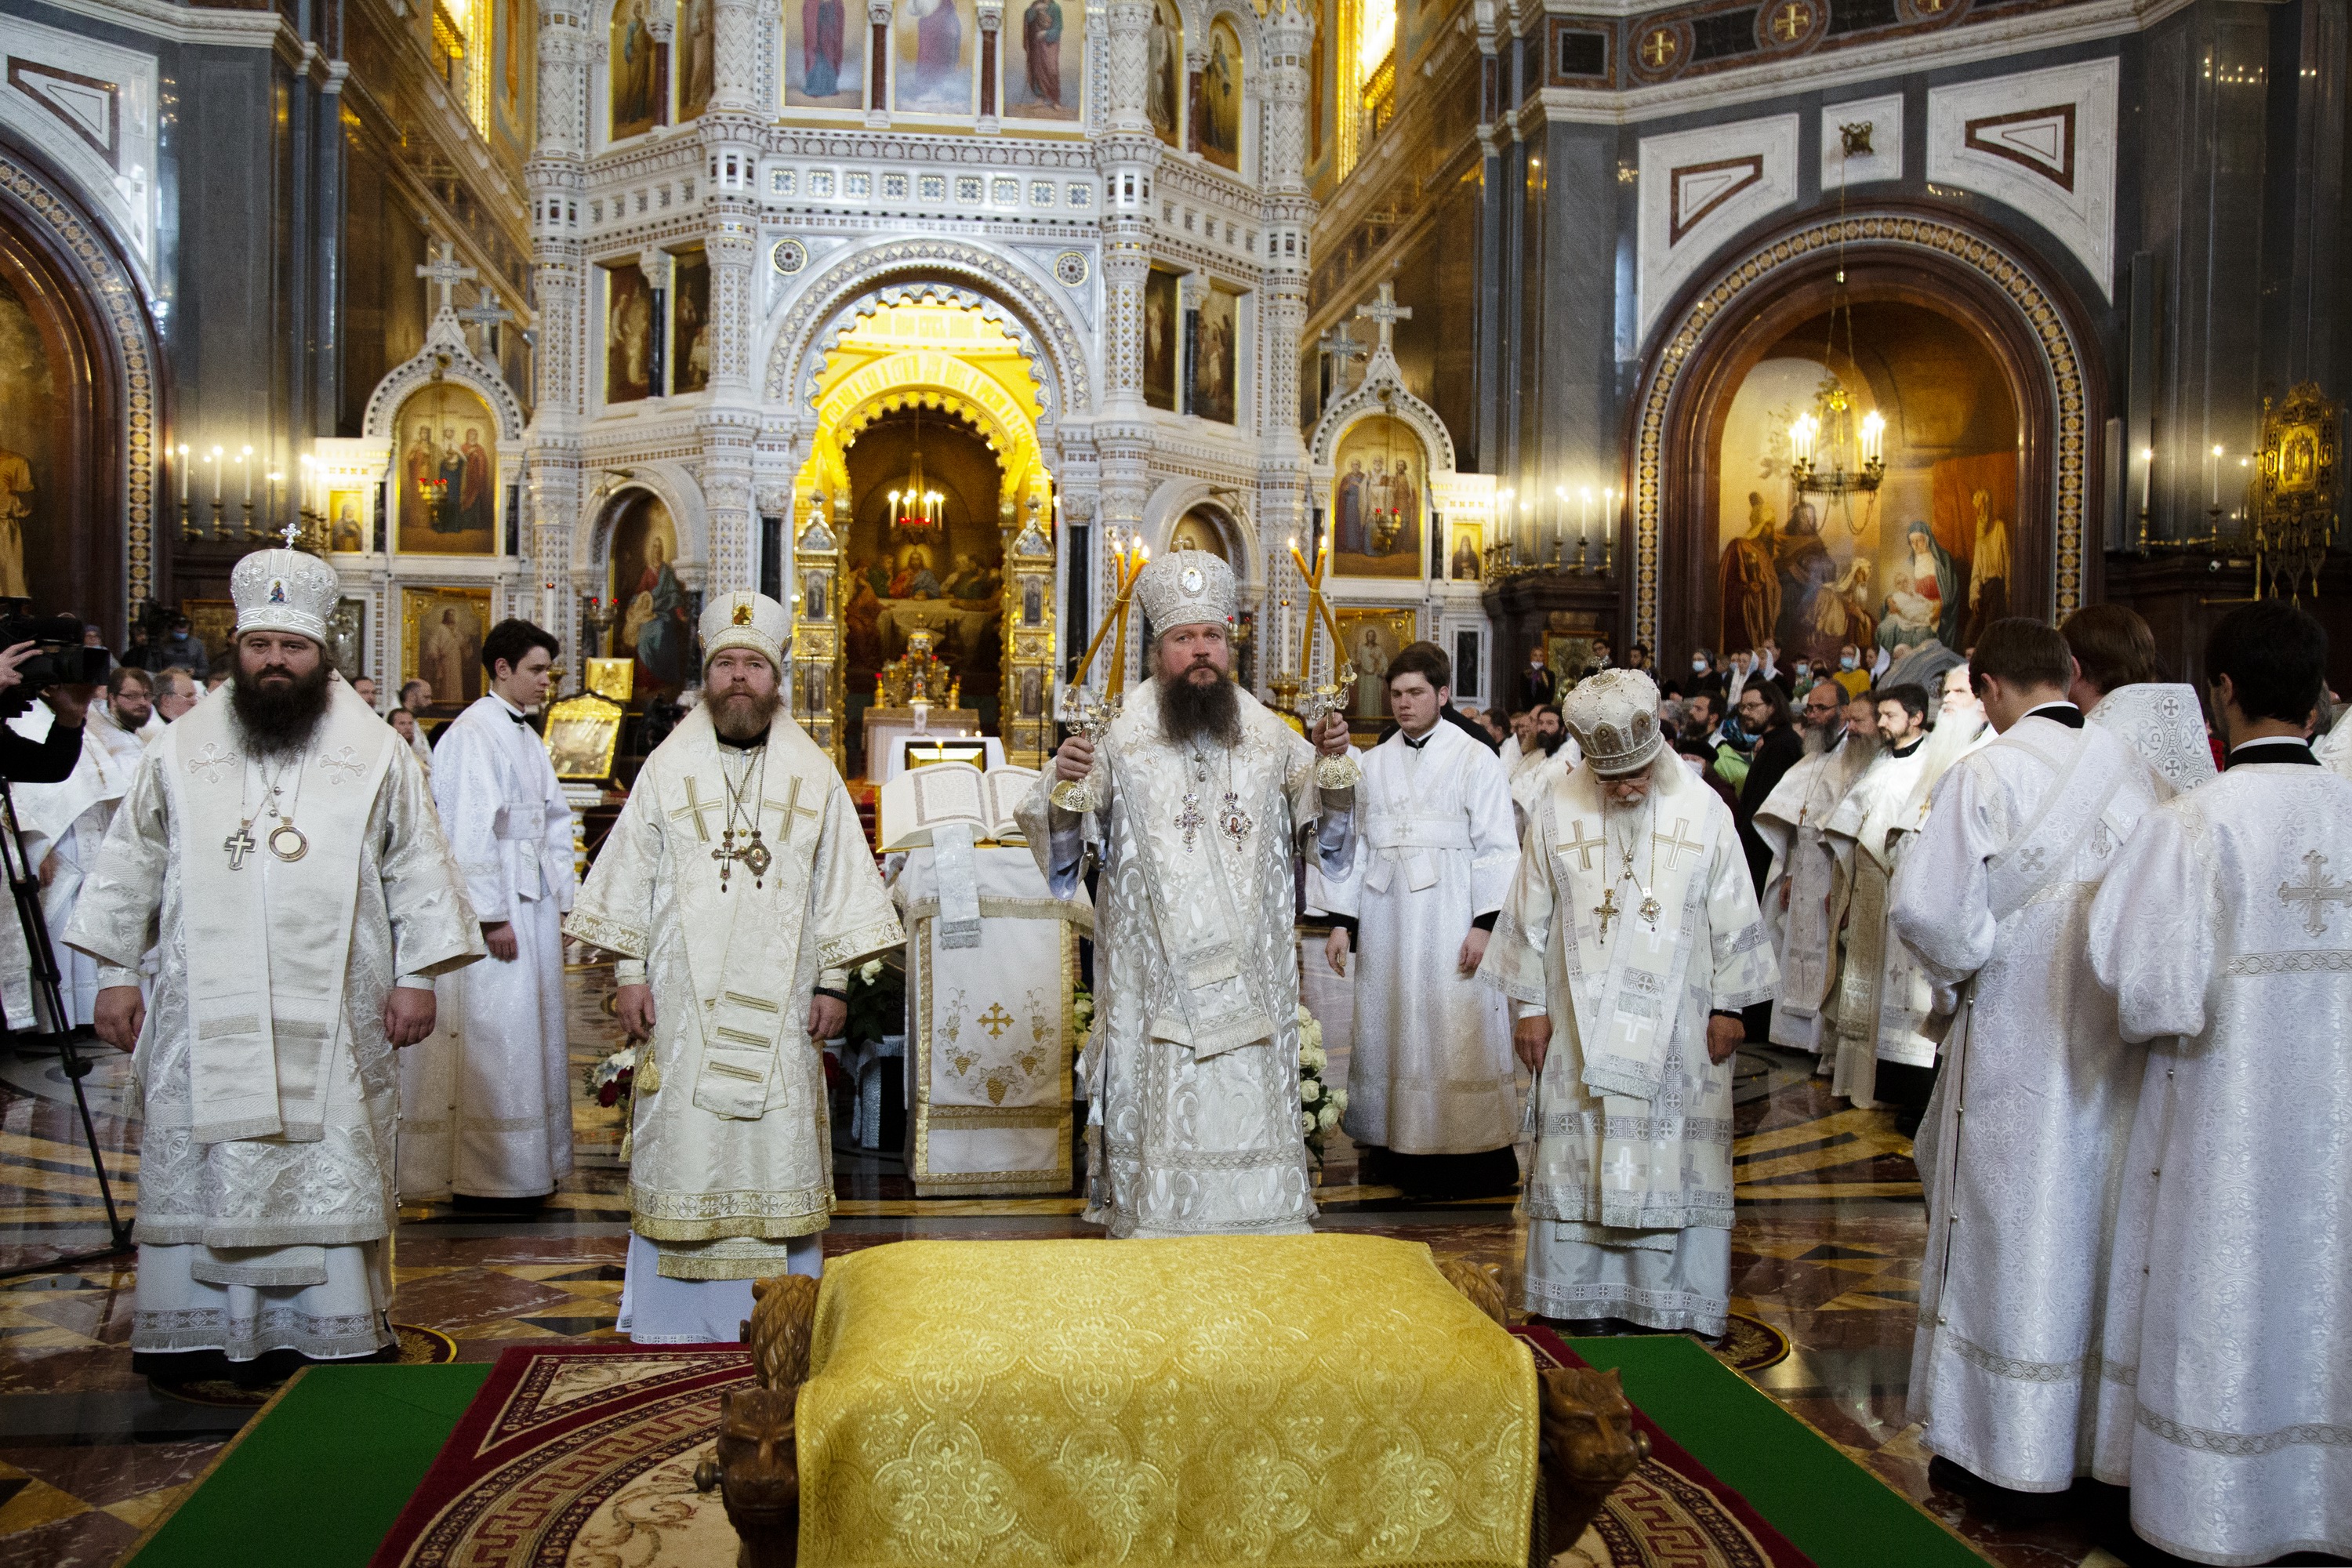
[{"xmin": 1800, "ymin": 723, "xmax": 1842, "ymax": 757}]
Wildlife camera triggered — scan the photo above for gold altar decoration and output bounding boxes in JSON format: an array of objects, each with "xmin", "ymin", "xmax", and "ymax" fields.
[
  {"xmin": 583, "ymin": 656, "xmax": 635, "ymax": 703},
  {"xmin": 2252, "ymin": 382, "xmax": 2341, "ymax": 601},
  {"xmin": 873, "ymin": 627, "xmax": 960, "ymax": 709},
  {"xmin": 793, "ymin": 498, "xmax": 847, "ymax": 770},
  {"xmin": 794, "ymin": 1235, "xmax": 1537, "ymax": 1567},
  {"xmin": 1050, "ymin": 534, "xmax": 1146, "ymax": 813},
  {"xmin": 1286, "ymin": 535, "xmax": 1363, "ymax": 789},
  {"xmin": 543, "ymin": 691, "xmax": 626, "ymax": 782},
  {"xmin": 1000, "ymin": 496, "xmax": 1058, "ymax": 770}
]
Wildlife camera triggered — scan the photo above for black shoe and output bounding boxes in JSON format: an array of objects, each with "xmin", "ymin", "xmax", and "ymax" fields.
[
  {"xmin": 451, "ymin": 1192, "xmax": 551, "ymax": 1214},
  {"xmin": 1533, "ymin": 1314, "xmax": 1615, "ymax": 1338},
  {"xmin": 1926, "ymin": 1455, "xmax": 2076, "ymax": 1525}
]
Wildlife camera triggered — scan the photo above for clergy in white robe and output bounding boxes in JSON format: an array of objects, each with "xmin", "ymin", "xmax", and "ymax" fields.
[
  {"xmin": 569, "ymin": 592, "xmax": 901, "ymax": 1342},
  {"xmin": 399, "ymin": 621, "xmax": 577, "ymax": 1203},
  {"xmin": 1821, "ymin": 684, "xmax": 1933, "ymax": 1107},
  {"xmin": 1508, "ymin": 724, "xmax": 1582, "ymax": 826},
  {"xmin": 1480, "ymin": 669, "xmax": 1776, "ymax": 1334},
  {"xmin": 2, "ymin": 706, "xmax": 135, "ymax": 1028},
  {"xmin": 67, "ymin": 548, "xmax": 481, "ymax": 1370},
  {"xmin": 2063, "ymin": 603, "xmax": 2220, "ymax": 796},
  {"xmin": 1886, "ymin": 618, "xmax": 2169, "ymax": 1504},
  {"xmin": 94, "ymin": 669, "xmax": 160, "ymax": 768},
  {"xmin": 2085, "ymin": 601, "xmax": 2352, "ymax": 1566},
  {"xmin": 1751, "ymin": 686, "xmax": 1875, "ymax": 1054},
  {"xmin": 1322, "ymin": 642, "xmax": 1519, "ymax": 1196},
  {"xmin": 1019, "ymin": 550, "xmax": 1357, "ymax": 1239}
]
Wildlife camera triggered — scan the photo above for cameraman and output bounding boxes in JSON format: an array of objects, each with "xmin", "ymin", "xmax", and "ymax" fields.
[{"xmin": 0, "ymin": 641, "xmax": 93, "ymax": 783}]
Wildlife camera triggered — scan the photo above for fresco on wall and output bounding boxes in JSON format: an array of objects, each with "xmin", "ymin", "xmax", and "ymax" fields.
[
  {"xmin": 605, "ymin": 263, "xmax": 655, "ymax": 403},
  {"xmin": 1143, "ymin": 268, "xmax": 1179, "ymax": 412},
  {"xmin": 0, "ymin": 276, "xmax": 55, "ymax": 600},
  {"xmin": 610, "ymin": 0, "xmax": 665, "ymax": 139},
  {"xmin": 1197, "ymin": 16, "xmax": 1243, "ymax": 170},
  {"xmin": 1713, "ymin": 352, "xmax": 2019, "ymax": 666},
  {"xmin": 678, "ymin": 0, "xmax": 715, "ymax": 118},
  {"xmin": 1190, "ymin": 285, "xmax": 1238, "ymax": 424},
  {"xmin": 895, "ymin": 0, "xmax": 976, "ymax": 114},
  {"xmin": 1146, "ymin": 0, "xmax": 1181, "ymax": 146},
  {"xmin": 610, "ymin": 492, "xmax": 691, "ymax": 690},
  {"xmin": 393, "ymin": 385, "xmax": 498, "ymax": 555},
  {"xmin": 789, "ymin": 0, "xmax": 864, "ymax": 107},
  {"xmin": 1329, "ymin": 414, "xmax": 1425, "ymax": 580},
  {"xmin": 1004, "ymin": 0, "xmax": 1081, "ymax": 119},
  {"xmin": 1170, "ymin": 507, "xmax": 1230, "ymax": 558},
  {"xmin": 670, "ymin": 249, "xmax": 711, "ymax": 394}
]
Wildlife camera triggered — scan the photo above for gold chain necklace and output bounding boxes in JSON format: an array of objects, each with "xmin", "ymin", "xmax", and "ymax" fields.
[
  {"xmin": 1606, "ymin": 794, "xmax": 1663, "ymax": 931},
  {"xmin": 226, "ymin": 753, "xmax": 310, "ymax": 869},
  {"xmin": 714, "ymin": 745, "xmax": 773, "ymax": 891}
]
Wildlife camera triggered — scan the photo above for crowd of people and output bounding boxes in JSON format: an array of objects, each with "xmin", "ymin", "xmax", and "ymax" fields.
[{"xmin": 5, "ymin": 543, "xmax": 2341, "ymax": 1566}]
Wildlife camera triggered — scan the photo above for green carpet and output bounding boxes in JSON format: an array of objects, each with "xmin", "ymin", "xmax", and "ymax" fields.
[
  {"xmin": 1568, "ymin": 1334, "xmax": 1984, "ymax": 1568},
  {"xmin": 128, "ymin": 1363, "xmax": 492, "ymax": 1568}
]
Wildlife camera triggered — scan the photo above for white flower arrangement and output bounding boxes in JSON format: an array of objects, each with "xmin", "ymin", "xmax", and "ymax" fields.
[
  {"xmin": 858, "ymin": 958, "xmax": 885, "ymax": 984},
  {"xmin": 1295, "ymin": 1004, "xmax": 1345, "ymax": 1166}
]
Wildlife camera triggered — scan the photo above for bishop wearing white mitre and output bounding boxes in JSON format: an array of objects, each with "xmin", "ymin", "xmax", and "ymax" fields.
[
  {"xmin": 68, "ymin": 546, "xmax": 481, "ymax": 1372},
  {"xmin": 1018, "ymin": 549, "xmax": 1356, "ymax": 1238},
  {"xmin": 397, "ymin": 618, "xmax": 577, "ymax": 1204},
  {"xmin": 2086, "ymin": 601, "xmax": 2352, "ymax": 1566},
  {"xmin": 568, "ymin": 592, "xmax": 902, "ymax": 1341},
  {"xmin": 1479, "ymin": 669, "xmax": 1775, "ymax": 1334},
  {"xmin": 1321, "ymin": 639, "xmax": 1520, "ymax": 1198},
  {"xmin": 1753, "ymin": 683, "xmax": 1874, "ymax": 1055},
  {"xmin": 1887, "ymin": 618, "xmax": 2169, "ymax": 1510}
]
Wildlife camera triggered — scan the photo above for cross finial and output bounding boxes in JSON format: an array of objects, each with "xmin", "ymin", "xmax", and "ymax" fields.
[
  {"xmin": 456, "ymin": 285, "xmax": 514, "ymax": 343},
  {"xmin": 416, "ymin": 240, "xmax": 477, "ymax": 318},
  {"xmin": 281, "ymin": 517, "xmax": 302, "ymax": 550},
  {"xmin": 1317, "ymin": 321, "xmax": 1367, "ymax": 363},
  {"xmin": 1354, "ymin": 281, "xmax": 1413, "ymax": 352}
]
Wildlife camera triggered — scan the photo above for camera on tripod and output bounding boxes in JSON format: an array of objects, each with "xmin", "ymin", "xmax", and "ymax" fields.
[{"xmin": 0, "ymin": 597, "xmax": 110, "ymax": 720}]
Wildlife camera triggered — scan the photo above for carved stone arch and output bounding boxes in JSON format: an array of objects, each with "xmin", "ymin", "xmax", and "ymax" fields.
[
  {"xmin": 1142, "ymin": 477, "xmax": 1260, "ymax": 569},
  {"xmin": 361, "ymin": 336, "xmax": 528, "ymax": 445},
  {"xmin": 806, "ymin": 281, "xmax": 1053, "ymax": 419},
  {"xmin": 0, "ymin": 138, "xmax": 160, "ymax": 617},
  {"xmin": 1308, "ymin": 374, "xmax": 1457, "ymax": 475},
  {"xmin": 1198, "ymin": 0, "xmax": 1263, "ymax": 76},
  {"xmin": 760, "ymin": 238, "xmax": 1094, "ymax": 427},
  {"xmin": 1630, "ymin": 204, "xmax": 2097, "ymax": 659}
]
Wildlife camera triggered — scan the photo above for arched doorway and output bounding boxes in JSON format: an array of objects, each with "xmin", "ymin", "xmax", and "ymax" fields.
[{"xmin": 1633, "ymin": 210, "xmax": 2096, "ymax": 662}]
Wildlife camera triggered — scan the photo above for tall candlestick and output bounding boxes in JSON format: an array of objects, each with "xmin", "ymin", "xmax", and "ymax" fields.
[
  {"xmin": 2211, "ymin": 444, "xmax": 2223, "ymax": 508},
  {"xmin": 241, "ymin": 445, "xmax": 254, "ymax": 506},
  {"xmin": 209, "ymin": 446, "xmax": 223, "ymax": 504},
  {"xmin": 176, "ymin": 444, "xmax": 190, "ymax": 508}
]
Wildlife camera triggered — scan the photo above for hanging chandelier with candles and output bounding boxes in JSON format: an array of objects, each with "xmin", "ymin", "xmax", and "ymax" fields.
[
  {"xmin": 1786, "ymin": 270, "xmax": 1886, "ymax": 507},
  {"xmin": 887, "ymin": 407, "xmax": 945, "ymax": 529}
]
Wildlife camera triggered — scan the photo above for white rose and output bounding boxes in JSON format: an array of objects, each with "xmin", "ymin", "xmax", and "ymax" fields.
[
  {"xmin": 1300, "ymin": 1112, "xmax": 1318, "ymax": 1138},
  {"xmin": 1301, "ymin": 1044, "xmax": 1327, "ymax": 1073},
  {"xmin": 1318, "ymin": 1102, "xmax": 1341, "ymax": 1129},
  {"xmin": 1299, "ymin": 1077, "xmax": 1321, "ymax": 1105},
  {"xmin": 858, "ymin": 958, "xmax": 883, "ymax": 983},
  {"xmin": 1295, "ymin": 1004, "xmax": 1313, "ymax": 1024},
  {"xmin": 1330, "ymin": 1087, "xmax": 1348, "ymax": 1115}
]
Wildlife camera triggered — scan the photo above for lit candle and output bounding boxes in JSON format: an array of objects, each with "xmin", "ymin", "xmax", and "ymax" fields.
[
  {"xmin": 176, "ymin": 444, "xmax": 190, "ymax": 508},
  {"xmin": 1581, "ymin": 486, "xmax": 1594, "ymax": 544},
  {"xmin": 241, "ymin": 445, "xmax": 254, "ymax": 505},
  {"xmin": 209, "ymin": 445, "xmax": 223, "ymax": 504},
  {"xmin": 1791, "ymin": 415, "xmax": 1817, "ymax": 467},
  {"xmin": 1860, "ymin": 411, "xmax": 1885, "ymax": 467},
  {"xmin": 2212, "ymin": 444, "xmax": 2223, "ymax": 507}
]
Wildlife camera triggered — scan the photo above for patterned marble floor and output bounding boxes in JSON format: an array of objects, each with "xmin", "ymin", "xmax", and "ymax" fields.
[{"xmin": 0, "ymin": 959, "xmax": 2136, "ymax": 1568}]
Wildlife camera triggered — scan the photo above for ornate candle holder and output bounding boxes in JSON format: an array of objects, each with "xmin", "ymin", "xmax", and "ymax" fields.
[
  {"xmin": 1048, "ymin": 682, "xmax": 1120, "ymax": 812},
  {"xmin": 1294, "ymin": 661, "xmax": 1363, "ymax": 789}
]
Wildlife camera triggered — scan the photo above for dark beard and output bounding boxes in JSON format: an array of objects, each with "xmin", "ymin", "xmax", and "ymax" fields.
[
  {"xmin": 230, "ymin": 662, "xmax": 333, "ymax": 757},
  {"xmin": 1158, "ymin": 670, "xmax": 1241, "ymax": 749},
  {"xmin": 707, "ymin": 687, "xmax": 782, "ymax": 742},
  {"xmin": 1535, "ymin": 727, "xmax": 1566, "ymax": 757}
]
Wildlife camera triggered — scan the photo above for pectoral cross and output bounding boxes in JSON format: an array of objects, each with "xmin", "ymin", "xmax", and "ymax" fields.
[
  {"xmin": 1563, "ymin": 821, "xmax": 1605, "ymax": 870},
  {"xmin": 669, "ymin": 778, "xmax": 721, "ymax": 842},
  {"xmin": 1653, "ymin": 818, "xmax": 1705, "ymax": 870},
  {"xmin": 1176, "ymin": 790, "xmax": 1207, "ymax": 852},
  {"xmin": 1595, "ymin": 885, "xmax": 1621, "ymax": 938},
  {"xmin": 223, "ymin": 825, "xmax": 256, "ymax": 870},
  {"xmin": 2279, "ymin": 848, "xmax": 2352, "ymax": 935}
]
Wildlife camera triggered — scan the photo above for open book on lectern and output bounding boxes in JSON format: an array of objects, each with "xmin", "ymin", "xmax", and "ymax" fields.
[{"xmin": 877, "ymin": 762, "xmax": 1040, "ymax": 851}]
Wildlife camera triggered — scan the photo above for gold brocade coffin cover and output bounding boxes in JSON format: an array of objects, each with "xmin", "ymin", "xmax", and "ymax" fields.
[{"xmin": 797, "ymin": 1235, "xmax": 1540, "ymax": 1566}]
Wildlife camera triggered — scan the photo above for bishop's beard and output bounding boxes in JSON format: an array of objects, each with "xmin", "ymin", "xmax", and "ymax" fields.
[
  {"xmin": 1534, "ymin": 727, "xmax": 1567, "ymax": 757},
  {"xmin": 1157, "ymin": 670, "xmax": 1241, "ymax": 749},
  {"xmin": 706, "ymin": 686, "xmax": 783, "ymax": 742},
  {"xmin": 230, "ymin": 662, "xmax": 333, "ymax": 758},
  {"xmin": 1800, "ymin": 722, "xmax": 1842, "ymax": 757}
]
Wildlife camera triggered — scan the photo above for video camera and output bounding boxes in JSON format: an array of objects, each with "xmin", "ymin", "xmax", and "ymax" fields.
[{"xmin": 0, "ymin": 598, "xmax": 110, "ymax": 717}]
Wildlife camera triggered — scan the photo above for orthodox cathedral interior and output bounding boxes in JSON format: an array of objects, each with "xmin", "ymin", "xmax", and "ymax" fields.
[{"xmin": 0, "ymin": 0, "xmax": 2340, "ymax": 1556}]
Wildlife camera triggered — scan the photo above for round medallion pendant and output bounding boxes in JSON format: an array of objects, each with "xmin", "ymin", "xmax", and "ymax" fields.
[{"xmin": 267, "ymin": 823, "xmax": 310, "ymax": 862}]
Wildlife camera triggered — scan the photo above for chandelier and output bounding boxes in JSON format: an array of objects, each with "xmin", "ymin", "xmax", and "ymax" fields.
[
  {"xmin": 1787, "ymin": 275, "xmax": 1885, "ymax": 502},
  {"xmin": 887, "ymin": 408, "xmax": 944, "ymax": 529}
]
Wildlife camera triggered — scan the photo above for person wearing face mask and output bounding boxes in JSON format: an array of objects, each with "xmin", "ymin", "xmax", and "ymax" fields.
[
  {"xmin": 1518, "ymin": 645, "xmax": 1556, "ymax": 710},
  {"xmin": 1479, "ymin": 668, "xmax": 1774, "ymax": 1336},
  {"xmin": 1831, "ymin": 644, "xmax": 1871, "ymax": 701}
]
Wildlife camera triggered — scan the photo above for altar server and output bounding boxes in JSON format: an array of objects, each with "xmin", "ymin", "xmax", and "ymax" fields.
[
  {"xmin": 398, "ymin": 619, "xmax": 576, "ymax": 1204},
  {"xmin": 1887, "ymin": 617, "xmax": 2169, "ymax": 1512},
  {"xmin": 1480, "ymin": 668, "xmax": 1775, "ymax": 1334},
  {"xmin": 2064, "ymin": 603, "xmax": 2218, "ymax": 793},
  {"xmin": 3, "ymin": 702, "xmax": 136, "ymax": 1027},
  {"xmin": 1323, "ymin": 641, "xmax": 1520, "ymax": 1198},
  {"xmin": 2086, "ymin": 600, "xmax": 2352, "ymax": 1566},
  {"xmin": 1821, "ymin": 684, "xmax": 1932, "ymax": 1108},
  {"xmin": 1752, "ymin": 683, "xmax": 1874, "ymax": 1055},
  {"xmin": 1020, "ymin": 550, "xmax": 1356, "ymax": 1239},
  {"xmin": 568, "ymin": 592, "xmax": 902, "ymax": 1341},
  {"xmin": 68, "ymin": 546, "xmax": 481, "ymax": 1372}
]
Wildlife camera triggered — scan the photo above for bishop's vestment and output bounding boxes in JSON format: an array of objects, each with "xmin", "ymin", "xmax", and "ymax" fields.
[
  {"xmin": 2086, "ymin": 743, "xmax": 2352, "ymax": 1565},
  {"xmin": 398, "ymin": 693, "xmax": 578, "ymax": 1200},
  {"xmin": 1018, "ymin": 677, "xmax": 1355, "ymax": 1239},
  {"xmin": 1887, "ymin": 709, "xmax": 2169, "ymax": 1493},
  {"xmin": 64, "ymin": 680, "xmax": 481, "ymax": 1362},
  {"xmin": 1751, "ymin": 735, "xmax": 1871, "ymax": 1054},
  {"xmin": 1480, "ymin": 758, "xmax": 1775, "ymax": 1333},
  {"xmin": 1821, "ymin": 738, "xmax": 1930, "ymax": 1106},
  {"xmin": 1323, "ymin": 719, "xmax": 1519, "ymax": 1159},
  {"xmin": 568, "ymin": 704, "xmax": 901, "ymax": 1331}
]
